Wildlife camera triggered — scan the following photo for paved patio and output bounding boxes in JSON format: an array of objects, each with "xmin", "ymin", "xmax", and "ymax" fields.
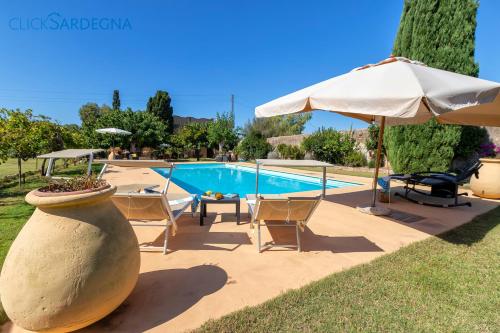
[{"xmin": 5, "ymin": 163, "xmax": 499, "ymax": 333}]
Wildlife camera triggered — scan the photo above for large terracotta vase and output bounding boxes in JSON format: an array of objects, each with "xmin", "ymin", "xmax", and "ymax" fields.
[
  {"xmin": 470, "ymin": 158, "xmax": 500, "ymax": 199},
  {"xmin": 0, "ymin": 185, "xmax": 140, "ymax": 332}
]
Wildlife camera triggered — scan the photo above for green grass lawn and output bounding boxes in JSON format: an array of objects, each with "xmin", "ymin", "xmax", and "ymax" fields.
[
  {"xmin": 195, "ymin": 208, "xmax": 500, "ymax": 333},
  {"xmin": 0, "ymin": 158, "xmax": 81, "ymax": 182},
  {"xmin": 0, "ymin": 159, "xmax": 39, "ymax": 179},
  {"xmin": 0, "ymin": 175, "xmax": 43, "ymax": 324}
]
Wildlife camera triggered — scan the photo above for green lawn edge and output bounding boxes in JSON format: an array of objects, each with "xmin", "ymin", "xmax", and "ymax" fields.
[{"xmin": 193, "ymin": 207, "xmax": 500, "ymax": 333}]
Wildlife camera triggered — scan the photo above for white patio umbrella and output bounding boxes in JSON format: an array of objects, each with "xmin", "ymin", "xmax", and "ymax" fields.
[
  {"xmin": 95, "ymin": 128, "xmax": 132, "ymax": 153},
  {"xmin": 256, "ymin": 56, "xmax": 500, "ymax": 213}
]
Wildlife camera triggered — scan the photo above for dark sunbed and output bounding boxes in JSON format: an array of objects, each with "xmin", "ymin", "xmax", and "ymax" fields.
[{"xmin": 390, "ymin": 161, "xmax": 482, "ymax": 208}]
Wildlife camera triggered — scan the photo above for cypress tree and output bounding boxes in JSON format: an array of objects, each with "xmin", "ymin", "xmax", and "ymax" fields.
[
  {"xmin": 112, "ymin": 90, "xmax": 121, "ymax": 111},
  {"xmin": 146, "ymin": 90, "xmax": 174, "ymax": 134},
  {"xmin": 385, "ymin": 0, "xmax": 483, "ymax": 173}
]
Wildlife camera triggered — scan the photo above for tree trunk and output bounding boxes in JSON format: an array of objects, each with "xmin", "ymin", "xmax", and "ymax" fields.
[
  {"xmin": 18, "ymin": 158, "xmax": 22, "ymax": 188},
  {"xmin": 218, "ymin": 142, "xmax": 223, "ymax": 155}
]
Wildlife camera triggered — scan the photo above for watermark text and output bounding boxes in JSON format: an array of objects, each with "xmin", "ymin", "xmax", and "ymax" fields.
[{"xmin": 8, "ymin": 12, "xmax": 132, "ymax": 31}]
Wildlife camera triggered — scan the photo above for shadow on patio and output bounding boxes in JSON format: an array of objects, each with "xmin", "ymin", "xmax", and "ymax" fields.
[
  {"xmin": 263, "ymin": 225, "xmax": 384, "ymax": 253},
  {"xmin": 137, "ymin": 214, "xmax": 252, "ymax": 253},
  {"xmin": 79, "ymin": 265, "xmax": 228, "ymax": 333},
  {"xmin": 323, "ymin": 186, "xmax": 499, "ymax": 240}
]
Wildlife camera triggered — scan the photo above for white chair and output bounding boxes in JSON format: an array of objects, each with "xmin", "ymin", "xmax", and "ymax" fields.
[
  {"xmin": 246, "ymin": 195, "xmax": 320, "ymax": 252},
  {"xmin": 112, "ymin": 192, "xmax": 197, "ymax": 254}
]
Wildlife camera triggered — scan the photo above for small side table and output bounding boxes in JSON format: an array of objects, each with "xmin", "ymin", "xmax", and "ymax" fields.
[{"xmin": 200, "ymin": 196, "xmax": 241, "ymax": 225}]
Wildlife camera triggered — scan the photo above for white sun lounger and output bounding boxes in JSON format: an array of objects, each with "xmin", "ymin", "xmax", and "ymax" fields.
[
  {"xmin": 246, "ymin": 194, "xmax": 320, "ymax": 252},
  {"xmin": 112, "ymin": 192, "xmax": 198, "ymax": 254}
]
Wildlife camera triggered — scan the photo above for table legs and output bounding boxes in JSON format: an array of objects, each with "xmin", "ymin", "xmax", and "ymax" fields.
[
  {"xmin": 236, "ymin": 201, "xmax": 240, "ymax": 225},
  {"xmin": 199, "ymin": 203, "xmax": 207, "ymax": 226},
  {"xmin": 199, "ymin": 202, "xmax": 240, "ymax": 226}
]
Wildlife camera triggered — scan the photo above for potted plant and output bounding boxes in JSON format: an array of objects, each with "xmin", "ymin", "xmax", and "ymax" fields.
[
  {"xmin": 0, "ymin": 177, "xmax": 140, "ymax": 332},
  {"xmin": 470, "ymin": 143, "xmax": 500, "ymax": 199}
]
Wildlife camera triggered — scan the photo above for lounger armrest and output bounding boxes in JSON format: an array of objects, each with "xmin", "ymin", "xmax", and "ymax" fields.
[
  {"xmin": 412, "ymin": 171, "xmax": 457, "ymax": 177},
  {"xmin": 411, "ymin": 174, "xmax": 460, "ymax": 186}
]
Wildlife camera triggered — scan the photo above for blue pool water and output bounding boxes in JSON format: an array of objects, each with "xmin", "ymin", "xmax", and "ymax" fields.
[{"xmin": 153, "ymin": 163, "xmax": 360, "ymax": 197}]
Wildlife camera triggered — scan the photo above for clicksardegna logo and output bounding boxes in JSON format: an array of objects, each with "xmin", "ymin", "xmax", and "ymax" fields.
[{"xmin": 8, "ymin": 12, "xmax": 132, "ymax": 31}]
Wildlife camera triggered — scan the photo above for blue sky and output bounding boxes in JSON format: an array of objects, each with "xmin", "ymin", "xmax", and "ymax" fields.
[{"xmin": 1, "ymin": 0, "xmax": 499, "ymax": 132}]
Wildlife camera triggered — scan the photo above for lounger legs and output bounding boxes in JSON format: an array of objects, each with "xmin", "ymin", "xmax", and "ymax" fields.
[
  {"xmin": 257, "ymin": 221, "xmax": 262, "ymax": 253},
  {"xmin": 255, "ymin": 221, "xmax": 302, "ymax": 252},
  {"xmin": 163, "ymin": 224, "xmax": 170, "ymax": 255},
  {"xmin": 395, "ymin": 184, "xmax": 472, "ymax": 208},
  {"xmin": 296, "ymin": 225, "xmax": 301, "ymax": 252}
]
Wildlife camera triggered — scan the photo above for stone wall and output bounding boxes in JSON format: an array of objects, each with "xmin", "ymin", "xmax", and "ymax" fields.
[
  {"xmin": 266, "ymin": 129, "xmax": 370, "ymax": 147},
  {"xmin": 266, "ymin": 134, "xmax": 308, "ymax": 147}
]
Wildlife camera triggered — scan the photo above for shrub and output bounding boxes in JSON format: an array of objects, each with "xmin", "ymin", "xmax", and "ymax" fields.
[
  {"xmin": 302, "ymin": 128, "xmax": 355, "ymax": 165},
  {"xmin": 236, "ymin": 130, "xmax": 271, "ymax": 160},
  {"xmin": 384, "ymin": 120, "xmax": 462, "ymax": 173},
  {"xmin": 454, "ymin": 126, "xmax": 488, "ymax": 159},
  {"xmin": 367, "ymin": 156, "xmax": 385, "ymax": 169},
  {"xmin": 365, "ymin": 124, "xmax": 386, "ymax": 156},
  {"xmin": 345, "ymin": 151, "xmax": 368, "ymax": 167},
  {"xmin": 276, "ymin": 144, "xmax": 304, "ymax": 160}
]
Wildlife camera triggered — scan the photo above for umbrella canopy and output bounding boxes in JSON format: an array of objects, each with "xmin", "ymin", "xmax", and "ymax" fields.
[
  {"xmin": 96, "ymin": 128, "xmax": 132, "ymax": 157},
  {"xmin": 255, "ymin": 56, "xmax": 500, "ymax": 212},
  {"xmin": 256, "ymin": 57, "xmax": 500, "ymax": 126},
  {"xmin": 95, "ymin": 128, "xmax": 132, "ymax": 135}
]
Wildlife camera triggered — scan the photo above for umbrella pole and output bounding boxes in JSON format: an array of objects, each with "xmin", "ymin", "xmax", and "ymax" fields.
[
  {"xmin": 255, "ymin": 163, "xmax": 260, "ymax": 196},
  {"xmin": 371, "ymin": 116, "xmax": 386, "ymax": 207}
]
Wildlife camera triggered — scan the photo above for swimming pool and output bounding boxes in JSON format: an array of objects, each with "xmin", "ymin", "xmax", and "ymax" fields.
[{"xmin": 153, "ymin": 163, "xmax": 360, "ymax": 197}]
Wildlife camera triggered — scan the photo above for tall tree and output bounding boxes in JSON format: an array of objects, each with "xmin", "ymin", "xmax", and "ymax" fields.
[
  {"xmin": 0, "ymin": 109, "xmax": 60, "ymax": 186},
  {"xmin": 385, "ymin": 0, "xmax": 481, "ymax": 173},
  {"xmin": 243, "ymin": 113, "xmax": 312, "ymax": 138},
  {"xmin": 126, "ymin": 110, "xmax": 168, "ymax": 148},
  {"xmin": 79, "ymin": 102, "xmax": 102, "ymax": 126},
  {"xmin": 60, "ymin": 124, "xmax": 86, "ymax": 149},
  {"xmin": 146, "ymin": 90, "xmax": 174, "ymax": 134},
  {"xmin": 177, "ymin": 122, "xmax": 209, "ymax": 160},
  {"xmin": 112, "ymin": 90, "xmax": 121, "ymax": 110},
  {"xmin": 208, "ymin": 111, "xmax": 238, "ymax": 154}
]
